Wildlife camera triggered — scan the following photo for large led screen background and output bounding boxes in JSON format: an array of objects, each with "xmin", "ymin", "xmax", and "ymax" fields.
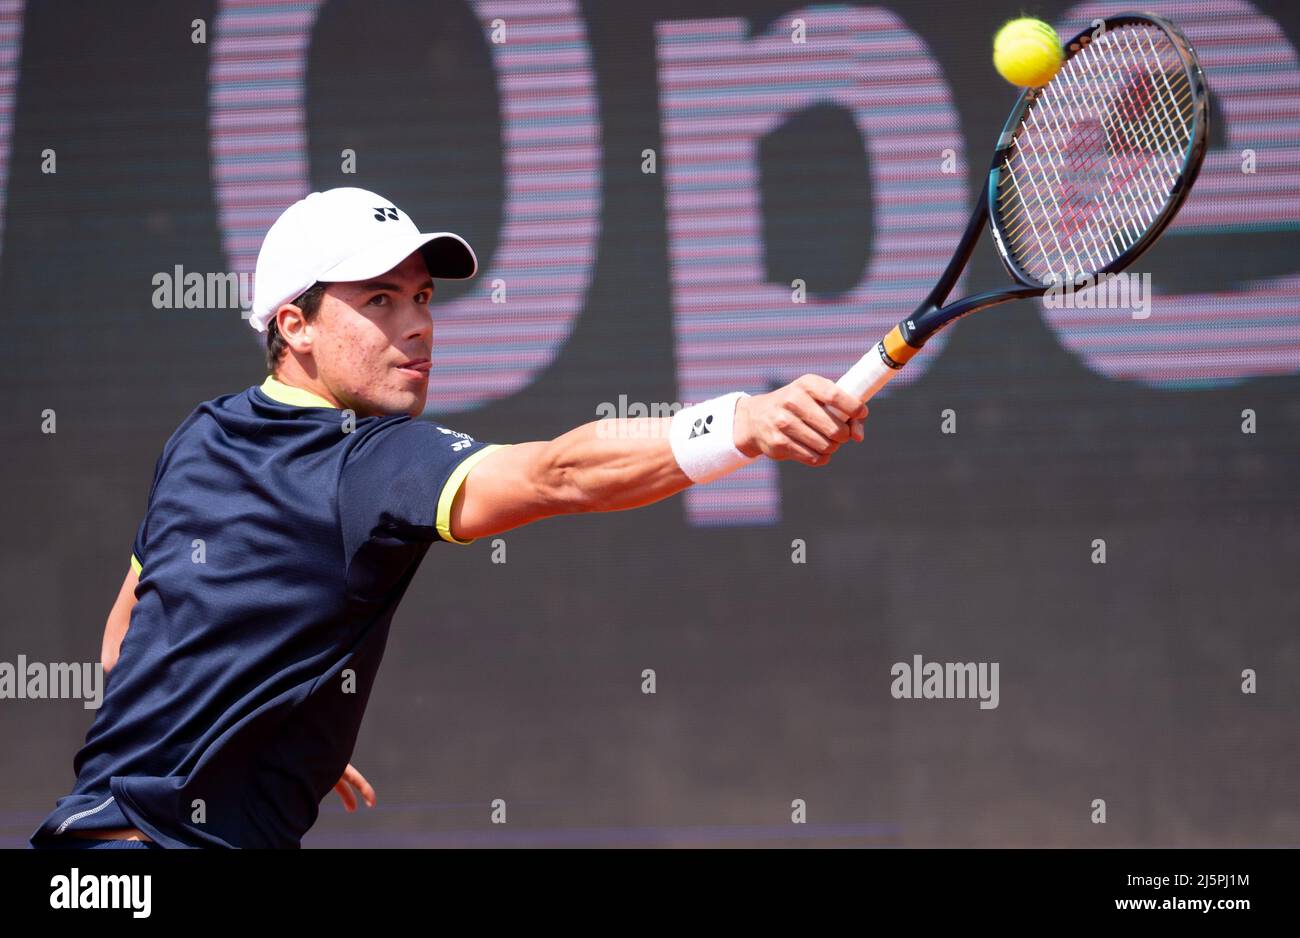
[{"xmin": 0, "ymin": 0, "xmax": 1297, "ymax": 846}]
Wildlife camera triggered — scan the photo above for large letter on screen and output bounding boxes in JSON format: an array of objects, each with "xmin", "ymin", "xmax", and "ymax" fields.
[
  {"xmin": 0, "ymin": 0, "xmax": 24, "ymax": 264},
  {"xmin": 657, "ymin": 6, "xmax": 969, "ymax": 525}
]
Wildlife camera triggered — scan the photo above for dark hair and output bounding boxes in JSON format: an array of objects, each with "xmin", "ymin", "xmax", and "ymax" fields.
[{"xmin": 265, "ymin": 282, "xmax": 327, "ymax": 373}]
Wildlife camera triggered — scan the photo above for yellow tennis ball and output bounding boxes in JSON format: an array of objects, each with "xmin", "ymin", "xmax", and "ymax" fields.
[{"xmin": 993, "ymin": 18, "xmax": 1063, "ymax": 87}]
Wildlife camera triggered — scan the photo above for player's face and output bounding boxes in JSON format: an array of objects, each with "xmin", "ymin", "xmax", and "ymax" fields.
[{"xmin": 312, "ymin": 251, "xmax": 436, "ymax": 418}]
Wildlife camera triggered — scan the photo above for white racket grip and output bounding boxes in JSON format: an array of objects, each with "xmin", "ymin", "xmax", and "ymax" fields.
[
  {"xmin": 837, "ymin": 342, "xmax": 899, "ymax": 402},
  {"xmin": 823, "ymin": 341, "xmax": 901, "ymax": 420}
]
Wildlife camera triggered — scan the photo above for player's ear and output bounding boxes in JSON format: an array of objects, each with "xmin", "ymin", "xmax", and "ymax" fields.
[{"xmin": 275, "ymin": 302, "xmax": 314, "ymax": 354}]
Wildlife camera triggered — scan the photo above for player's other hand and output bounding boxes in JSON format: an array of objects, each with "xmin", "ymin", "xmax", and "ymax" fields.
[
  {"xmin": 733, "ymin": 375, "xmax": 868, "ymax": 466},
  {"xmin": 333, "ymin": 762, "xmax": 377, "ymax": 812}
]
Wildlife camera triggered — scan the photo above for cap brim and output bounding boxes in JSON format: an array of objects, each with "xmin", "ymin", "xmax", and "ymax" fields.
[{"xmin": 317, "ymin": 231, "xmax": 478, "ymax": 285}]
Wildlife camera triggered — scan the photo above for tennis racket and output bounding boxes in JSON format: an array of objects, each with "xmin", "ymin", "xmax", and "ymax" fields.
[{"xmin": 834, "ymin": 12, "xmax": 1209, "ymax": 406}]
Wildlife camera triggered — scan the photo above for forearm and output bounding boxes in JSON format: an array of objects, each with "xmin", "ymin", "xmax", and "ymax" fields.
[{"xmin": 544, "ymin": 417, "xmax": 693, "ymax": 514}]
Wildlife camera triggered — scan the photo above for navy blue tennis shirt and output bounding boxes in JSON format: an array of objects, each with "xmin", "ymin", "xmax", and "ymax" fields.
[{"xmin": 30, "ymin": 376, "xmax": 505, "ymax": 848}]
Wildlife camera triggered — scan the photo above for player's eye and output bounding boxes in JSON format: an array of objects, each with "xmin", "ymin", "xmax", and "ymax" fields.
[
  {"xmin": 367, "ymin": 293, "xmax": 389, "ymax": 307},
  {"xmin": 415, "ymin": 290, "xmax": 432, "ymax": 305}
]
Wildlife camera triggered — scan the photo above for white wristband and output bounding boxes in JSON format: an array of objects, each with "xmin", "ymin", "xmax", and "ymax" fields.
[{"xmin": 669, "ymin": 391, "xmax": 757, "ymax": 483}]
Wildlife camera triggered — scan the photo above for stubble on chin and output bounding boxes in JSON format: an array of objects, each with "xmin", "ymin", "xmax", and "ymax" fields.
[{"xmin": 377, "ymin": 380, "xmax": 427, "ymax": 419}]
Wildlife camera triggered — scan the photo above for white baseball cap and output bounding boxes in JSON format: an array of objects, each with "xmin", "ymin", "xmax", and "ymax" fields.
[{"xmin": 248, "ymin": 186, "xmax": 478, "ymax": 332}]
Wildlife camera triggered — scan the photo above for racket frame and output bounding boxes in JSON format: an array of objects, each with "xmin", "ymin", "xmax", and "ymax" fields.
[
  {"xmin": 898, "ymin": 12, "xmax": 1209, "ymax": 353},
  {"xmin": 834, "ymin": 12, "xmax": 1209, "ymax": 405}
]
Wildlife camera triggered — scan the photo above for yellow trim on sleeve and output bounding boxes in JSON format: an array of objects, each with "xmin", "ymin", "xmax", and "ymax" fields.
[
  {"xmin": 130, "ymin": 554, "xmax": 142, "ymax": 576},
  {"xmin": 259, "ymin": 375, "xmax": 339, "ymax": 409},
  {"xmin": 435, "ymin": 444, "xmax": 509, "ymax": 545}
]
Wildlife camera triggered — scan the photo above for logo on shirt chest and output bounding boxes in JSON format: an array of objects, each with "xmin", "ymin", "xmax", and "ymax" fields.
[{"xmin": 438, "ymin": 426, "xmax": 475, "ymax": 452}]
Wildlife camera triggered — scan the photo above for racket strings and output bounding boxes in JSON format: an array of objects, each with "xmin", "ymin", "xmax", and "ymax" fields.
[{"xmin": 995, "ymin": 23, "xmax": 1195, "ymax": 285}]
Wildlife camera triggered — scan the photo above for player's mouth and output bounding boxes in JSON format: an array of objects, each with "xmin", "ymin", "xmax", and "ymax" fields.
[{"xmin": 395, "ymin": 358, "xmax": 431, "ymax": 378}]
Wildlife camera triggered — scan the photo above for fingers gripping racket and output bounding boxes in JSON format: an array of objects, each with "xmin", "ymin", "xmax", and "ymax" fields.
[{"xmin": 835, "ymin": 13, "xmax": 1209, "ymax": 406}]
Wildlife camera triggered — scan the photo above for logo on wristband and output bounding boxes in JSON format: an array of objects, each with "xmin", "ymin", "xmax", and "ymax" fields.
[{"xmin": 688, "ymin": 415, "xmax": 714, "ymax": 439}]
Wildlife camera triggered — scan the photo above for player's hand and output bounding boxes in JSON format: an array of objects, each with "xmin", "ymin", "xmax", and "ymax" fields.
[
  {"xmin": 333, "ymin": 763, "xmax": 377, "ymax": 812},
  {"xmin": 733, "ymin": 375, "xmax": 868, "ymax": 466}
]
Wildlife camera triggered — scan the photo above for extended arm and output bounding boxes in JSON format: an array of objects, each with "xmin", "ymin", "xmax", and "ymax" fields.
[{"xmin": 449, "ymin": 374, "xmax": 868, "ymax": 542}]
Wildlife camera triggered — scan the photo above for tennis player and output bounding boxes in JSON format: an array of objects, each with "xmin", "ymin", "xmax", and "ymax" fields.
[{"xmin": 30, "ymin": 187, "xmax": 867, "ymax": 848}]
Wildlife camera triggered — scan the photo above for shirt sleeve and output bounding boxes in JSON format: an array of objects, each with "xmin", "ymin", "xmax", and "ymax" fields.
[
  {"xmin": 130, "ymin": 519, "xmax": 146, "ymax": 575},
  {"xmin": 338, "ymin": 418, "xmax": 509, "ymax": 550}
]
